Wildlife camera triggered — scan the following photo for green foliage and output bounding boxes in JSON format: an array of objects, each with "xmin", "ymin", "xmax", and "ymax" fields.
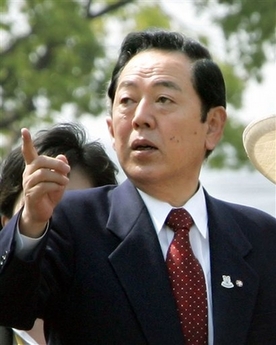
[
  {"xmin": 195, "ymin": 0, "xmax": 275, "ymax": 82},
  {"xmin": 220, "ymin": 62, "xmax": 245, "ymax": 110},
  {"xmin": 1, "ymin": 0, "xmax": 104, "ymax": 122},
  {"xmin": 208, "ymin": 117, "xmax": 249, "ymax": 169},
  {"xmin": 0, "ymin": 0, "xmax": 170, "ymax": 156}
]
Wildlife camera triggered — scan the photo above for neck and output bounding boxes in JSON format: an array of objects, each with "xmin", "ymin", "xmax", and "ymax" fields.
[{"xmin": 132, "ymin": 178, "xmax": 200, "ymax": 207}]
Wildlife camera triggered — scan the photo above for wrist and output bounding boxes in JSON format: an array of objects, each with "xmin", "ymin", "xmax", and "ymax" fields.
[{"xmin": 19, "ymin": 209, "xmax": 48, "ymax": 238}]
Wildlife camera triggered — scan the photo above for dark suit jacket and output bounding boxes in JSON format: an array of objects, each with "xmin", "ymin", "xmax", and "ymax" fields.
[
  {"xmin": 0, "ymin": 326, "xmax": 12, "ymax": 345},
  {"xmin": 0, "ymin": 180, "xmax": 276, "ymax": 345}
]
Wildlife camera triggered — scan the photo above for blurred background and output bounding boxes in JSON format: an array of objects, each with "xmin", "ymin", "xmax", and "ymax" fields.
[{"xmin": 1, "ymin": 0, "xmax": 275, "ymax": 216}]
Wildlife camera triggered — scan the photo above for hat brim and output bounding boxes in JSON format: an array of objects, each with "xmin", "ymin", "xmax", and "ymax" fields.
[{"xmin": 243, "ymin": 114, "xmax": 276, "ymax": 184}]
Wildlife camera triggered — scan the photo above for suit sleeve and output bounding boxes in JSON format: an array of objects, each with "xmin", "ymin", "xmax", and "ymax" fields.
[
  {"xmin": 0, "ymin": 213, "xmax": 41, "ymax": 329},
  {"xmin": 0, "ymin": 209, "xmax": 75, "ymax": 330}
]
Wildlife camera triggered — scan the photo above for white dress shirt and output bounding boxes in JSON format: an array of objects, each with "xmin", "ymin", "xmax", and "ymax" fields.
[
  {"xmin": 12, "ymin": 328, "xmax": 39, "ymax": 345},
  {"xmin": 137, "ymin": 185, "xmax": 213, "ymax": 344}
]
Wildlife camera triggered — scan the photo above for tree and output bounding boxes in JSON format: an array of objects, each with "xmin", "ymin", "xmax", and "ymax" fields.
[
  {"xmin": 195, "ymin": 0, "xmax": 275, "ymax": 82},
  {"xmin": 0, "ymin": 0, "xmax": 136, "ymax": 152},
  {"xmin": 0, "ymin": 0, "xmax": 274, "ymax": 169},
  {"xmin": 0, "ymin": 0, "xmax": 173, "ymax": 154}
]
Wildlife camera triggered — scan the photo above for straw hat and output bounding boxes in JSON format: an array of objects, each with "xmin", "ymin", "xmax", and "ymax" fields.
[{"xmin": 243, "ymin": 114, "xmax": 276, "ymax": 184}]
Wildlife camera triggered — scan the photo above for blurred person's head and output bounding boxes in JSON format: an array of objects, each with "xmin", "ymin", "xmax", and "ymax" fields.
[{"xmin": 0, "ymin": 122, "xmax": 118, "ymax": 227}]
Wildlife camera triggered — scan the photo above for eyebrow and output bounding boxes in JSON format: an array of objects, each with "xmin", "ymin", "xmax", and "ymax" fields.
[
  {"xmin": 117, "ymin": 81, "xmax": 136, "ymax": 90},
  {"xmin": 153, "ymin": 80, "xmax": 182, "ymax": 92},
  {"xmin": 118, "ymin": 80, "xmax": 182, "ymax": 92}
]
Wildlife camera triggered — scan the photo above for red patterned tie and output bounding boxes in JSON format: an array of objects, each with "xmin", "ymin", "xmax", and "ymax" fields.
[{"xmin": 165, "ymin": 208, "xmax": 208, "ymax": 344}]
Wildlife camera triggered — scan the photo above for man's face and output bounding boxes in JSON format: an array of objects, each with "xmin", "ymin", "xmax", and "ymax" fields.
[{"xmin": 107, "ymin": 49, "xmax": 223, "ymax": 196}]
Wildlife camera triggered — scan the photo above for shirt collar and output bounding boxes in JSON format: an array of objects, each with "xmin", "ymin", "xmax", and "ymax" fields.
[{"xmin": 137, "ymin": 183, "xmax": 208, "ymax": 239}]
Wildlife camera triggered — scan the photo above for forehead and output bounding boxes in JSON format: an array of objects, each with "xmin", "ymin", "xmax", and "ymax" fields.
[{"xmin": 118, "ymin": 49, "xmax": 193, "ymax": 85}]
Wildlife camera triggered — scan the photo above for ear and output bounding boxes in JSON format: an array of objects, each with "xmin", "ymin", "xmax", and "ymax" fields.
[
  {"xmin": 1, "ymin": 215, "xmax": 10, "ymax": 228},
  {"xmin": 205, "ymin": 106, "xmax": 227, "ymax": 151},
  {"xmin": 106, "ymin": 116, "xmax": 116, "ymax": 151}
]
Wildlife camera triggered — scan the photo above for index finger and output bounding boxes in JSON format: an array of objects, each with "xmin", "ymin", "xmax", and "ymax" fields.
[{"xmin": 21, "ymin": 128, "xmax": 38, "ymax": 165}]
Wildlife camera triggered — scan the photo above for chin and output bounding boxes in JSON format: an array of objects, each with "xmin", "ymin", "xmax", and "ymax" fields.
[{"xmin": 128, "ymin": 168, "xmax": 161, "ymax": 184}]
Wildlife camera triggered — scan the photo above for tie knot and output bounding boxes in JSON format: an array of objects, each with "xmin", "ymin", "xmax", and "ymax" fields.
[{"xmin": 165, "ymin": 208, "xmax": 193, "ymax": 233}]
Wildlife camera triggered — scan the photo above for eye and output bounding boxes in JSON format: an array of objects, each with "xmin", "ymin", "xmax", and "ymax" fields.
[
  {"xmin": 157, "ymin": 96, "xmax": 172, "ymax": 104},
  {"xmin": 120, "ymin": 97, "xmax": 134, "ymax": 106}
]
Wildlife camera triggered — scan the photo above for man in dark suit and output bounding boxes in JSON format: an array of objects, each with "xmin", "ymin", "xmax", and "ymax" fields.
[{"xmin": 0, "ymin": 29, "xmax": 276, "ymax": 345}]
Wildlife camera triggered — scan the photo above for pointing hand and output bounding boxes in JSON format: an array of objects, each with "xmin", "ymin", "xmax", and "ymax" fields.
[{"xmin": 20, "ymin": 128, "xmax": 70, "ymax": 237}]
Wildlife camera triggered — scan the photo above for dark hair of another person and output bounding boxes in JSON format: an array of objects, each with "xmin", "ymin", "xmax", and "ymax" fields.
[
  {"xmin": 0, "ymin": 123, "xmax": 118, "ymax": 220},
  {"xmin": 108, "ymin": 28, "xmax": 226, "ymax": 122}
]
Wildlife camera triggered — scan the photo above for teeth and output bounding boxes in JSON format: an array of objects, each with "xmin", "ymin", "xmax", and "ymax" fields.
[{"xmin": 136, "ymin": 146, "xmax": 153, "ymax": 150}]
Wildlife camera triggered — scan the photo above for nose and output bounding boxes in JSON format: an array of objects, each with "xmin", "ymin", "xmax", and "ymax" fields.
[{"xmin": 132, "ymin": 98, "xmax": 155, "ymax": 130}]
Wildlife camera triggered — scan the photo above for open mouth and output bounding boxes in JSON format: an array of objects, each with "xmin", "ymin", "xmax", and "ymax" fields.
[
  {"xmin": 131, "ymin": 139, "xmax": 157, "ymax": 151},
  {"xmin": 134, "ymin": 145, "xmax": 156, "ymax": 151}
]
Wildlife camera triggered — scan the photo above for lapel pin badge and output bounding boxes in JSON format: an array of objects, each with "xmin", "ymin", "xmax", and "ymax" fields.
[
  {"xmin": 235, "ymin": 280, "xmax": 243, "ymax": 287},
  {"xmin": 221, "ymin": 275, "xmax": 234, "ymax": 288}
]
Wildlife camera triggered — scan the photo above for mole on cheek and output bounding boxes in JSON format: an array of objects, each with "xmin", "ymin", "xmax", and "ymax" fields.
[{"xmin": 169, "ymin": 136, "xmax": 179, "ymax": 143}]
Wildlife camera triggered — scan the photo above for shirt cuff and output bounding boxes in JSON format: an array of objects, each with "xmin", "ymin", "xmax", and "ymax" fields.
[{"xmin": 15, "ymin": 221, "xmax": 49, "ymax": 259}]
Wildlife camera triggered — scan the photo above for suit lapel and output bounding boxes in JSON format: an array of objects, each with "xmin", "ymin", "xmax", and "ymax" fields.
[
  {"xmin": 206, "ymin": 193, "xmax": 259, "ymax": 345},
  {"xmin": 107, "ymin": 180, "xmax": 185, "ymax": 345}
]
